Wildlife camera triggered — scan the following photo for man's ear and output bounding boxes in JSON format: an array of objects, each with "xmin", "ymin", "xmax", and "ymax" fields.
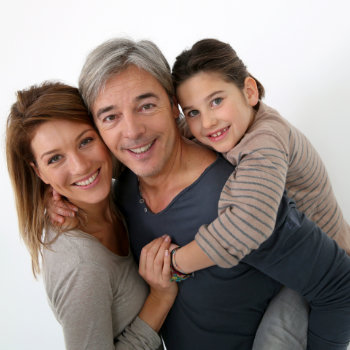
[
  {"xmin": 30, "ymin": 161, "xmax": 49, "ymax": 184},
  {"xmin": 243, "ymin": 77, "xmax": 259, "ymax": 107}
]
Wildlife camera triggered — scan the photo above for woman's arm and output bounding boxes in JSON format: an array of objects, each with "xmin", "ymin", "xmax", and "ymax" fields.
[
  {"xmin": 47, "ymin": 236, "xmax": 176, "ymax": 350},
  {"xmin": 49, "ymin": 263, "xmax": 162, "ymax": 350}
]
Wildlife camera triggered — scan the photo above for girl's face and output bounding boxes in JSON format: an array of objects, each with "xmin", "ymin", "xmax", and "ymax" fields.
[
  {"xmin": 176, "ymin": 71, "xmax": 259, "ymax": 153},
  {"xmin": 31, "ymin": 119, "xmax": 113, "ymax": 209}
]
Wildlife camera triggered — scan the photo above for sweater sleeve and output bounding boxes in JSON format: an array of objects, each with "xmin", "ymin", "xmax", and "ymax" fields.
[
  {"xmin": 50, "ymin": 263, "xmax": 162, "ymax": 350},
  {"xmin": 244, "ymin": 195, "xmax": 350, "ymax": 350},
  {"xmin": 195, "ymin": 127, "xmax": 290, "ymax": 267}
]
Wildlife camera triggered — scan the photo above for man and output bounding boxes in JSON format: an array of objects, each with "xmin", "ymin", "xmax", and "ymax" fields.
[{"xmin": 54, "ymin": 38, "xmax": 350, "ymax": 349}]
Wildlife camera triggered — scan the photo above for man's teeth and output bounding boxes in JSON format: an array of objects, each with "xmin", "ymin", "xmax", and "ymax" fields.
[
  {"xmin": 75, "ymin": 171, "xmax": 98, "ymax": 186},
  {"xmin": 210, "ymin": 127, "xmax": 228, "ymax": 138},
  {"xmin": 130, "ymin": 142, "xmax": 153, "ymax": 154}
]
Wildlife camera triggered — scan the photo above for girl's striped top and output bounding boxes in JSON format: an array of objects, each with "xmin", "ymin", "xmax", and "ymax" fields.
[{"xmin": 195, "ymin": 102, "xmax": 350, "ymax": 267}]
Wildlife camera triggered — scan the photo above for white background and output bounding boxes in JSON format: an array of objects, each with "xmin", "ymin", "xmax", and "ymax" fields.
[{"xmin": 1, "ymin": 1, "xmax": 349, "ymax": 349}]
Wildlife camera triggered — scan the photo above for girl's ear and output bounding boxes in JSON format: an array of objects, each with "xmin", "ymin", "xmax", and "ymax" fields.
[
  {"xmin": 171, "ymin": 96, "xmax": 181, "ymax": 120},
  {"xmin": 243, "ymin": 77, "xmax": 259, "ymax": 107},
  {"xmin": 30, "ymin": 161, "xmax": 49, "ymax": 184}
]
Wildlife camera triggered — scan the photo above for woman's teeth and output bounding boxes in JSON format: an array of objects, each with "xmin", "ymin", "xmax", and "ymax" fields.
[{"xmin": 75, "ymin": 170, "xmax": 99, "ymax": 186}]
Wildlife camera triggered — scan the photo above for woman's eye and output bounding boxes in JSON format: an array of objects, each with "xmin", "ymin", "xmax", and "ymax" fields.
[
  {"xmin": 212, "ymin": 97, "xmax": 223, "ymax": 107},
  {"xmin": 187, "ymin": 110, "xmax": 200, "ymax": 118},
  {"xmin": 48, "ymin": 155, "xmax": 62, "ymax": 165},
  {"xmin": 80, "ymin": 137, "xmax": 93, "ymax": 147}
]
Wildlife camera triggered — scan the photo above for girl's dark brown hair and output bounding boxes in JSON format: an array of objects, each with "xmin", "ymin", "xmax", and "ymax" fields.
[{"xmin": 172, "ymin": 38, "xmax": 265, "ymax": 102}]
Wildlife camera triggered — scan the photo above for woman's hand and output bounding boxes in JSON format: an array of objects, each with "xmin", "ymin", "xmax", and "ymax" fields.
[
  {"xmin": 46, "ymin": 187, "xmax": 78, "ymax": 225},
  {"xmin": 139, "ymin": 235, "xmax": 178, "ymax": 302}
]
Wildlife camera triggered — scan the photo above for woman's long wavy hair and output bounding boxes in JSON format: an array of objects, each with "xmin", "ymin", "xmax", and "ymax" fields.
[{"xmin": 6, "ymin": 81, "xmax": 100, "ymax": 278}]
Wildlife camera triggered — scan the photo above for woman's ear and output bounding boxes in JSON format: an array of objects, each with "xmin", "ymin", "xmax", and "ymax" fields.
[
  {"xmin": 243, "ymin": 77, "xmax": 259, "ymax": 107},
  {"xmin": 30, "ymin": 161, "xmax": 49, "ymax": 184}
]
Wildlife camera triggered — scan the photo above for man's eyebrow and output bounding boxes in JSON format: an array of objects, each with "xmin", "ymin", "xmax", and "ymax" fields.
[
  {"xmin": 96, "ymin": 93, "xmax": 159, "ymax": 118},
  {"xmin": 182, "ymin": 90, "xmax": 224, "ymax": 112},
  {"xmin": 135, "ymin": 92, "xmax": 159, "ymax": 102},
  {"xmin": 96, "ymin": 105, "xmax": 115, "ymax": 119}
]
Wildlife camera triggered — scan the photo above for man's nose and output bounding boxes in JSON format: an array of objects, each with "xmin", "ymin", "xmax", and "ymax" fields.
[{"xmin": 123, "ymin": 113, "xmax": 146, "ymax": 139}]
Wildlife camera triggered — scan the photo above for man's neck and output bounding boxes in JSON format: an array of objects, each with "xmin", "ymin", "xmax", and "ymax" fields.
[{"xmin": 138, "ymin": 138, "xmax": 216, "ymax": 213}]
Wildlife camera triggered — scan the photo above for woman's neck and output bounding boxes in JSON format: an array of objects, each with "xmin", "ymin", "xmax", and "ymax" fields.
[{"xmin": 72, "ymin": 198, "xmax": 129, "ymax": 256}]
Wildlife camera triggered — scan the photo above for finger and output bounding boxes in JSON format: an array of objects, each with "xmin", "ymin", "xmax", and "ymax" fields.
[
  {"xmin": 65, "ymin": 201, "xmax": 79, "ymax": 212},
  {"xmin": 139, "ymin": 237, "xmax": 163, "ymax": 275},
  {"xmin": 54, "ymin": 206, "xmax": 75, "ymax": 218},
  {"xmin": 50, "ymin": 213, "xmax": 65, "ymax": 225},
  {"xmin": 52, "ymin": 188, "xmax": 61, "ymax": 201},
  {"xmin": 163, "ymin": 248, "xmax": 172, "ymax": 279}
]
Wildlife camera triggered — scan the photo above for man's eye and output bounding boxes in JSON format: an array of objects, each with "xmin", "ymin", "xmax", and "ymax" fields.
[
  {"xmin": 187, "ymin": 110, "xmax": 200, "ymax": 118},
  {"xmin": 103, "ymin": 115, "xmax": 116, "ymax": 122},
  {"xmin": 212, "ymin": 97, "xmax": 223, "ymax": 107},
  {"xmin": 141, "ymin": 103, "xmax": 155, "ymax": 111},
  {"xmin": 48, "ymin": 155, "xmax": 62, "ymax": 165},
  {"xmin": 80, "ymin": 137, "xmax": 93, "ymax": 147}
]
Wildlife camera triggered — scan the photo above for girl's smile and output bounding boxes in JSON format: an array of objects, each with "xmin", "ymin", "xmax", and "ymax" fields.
[{"xmin": 176, "ymin": 71, "xmax": 259, "ymax": 153}]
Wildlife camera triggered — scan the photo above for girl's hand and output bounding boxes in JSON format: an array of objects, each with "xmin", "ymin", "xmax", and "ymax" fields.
[
  {"xmin": 139, "ymin": 235, "xmax": 178, "ymax": 302},
  {"xmin": 46, "ymin": 187, "xmax": 78, "ymax": 225}
]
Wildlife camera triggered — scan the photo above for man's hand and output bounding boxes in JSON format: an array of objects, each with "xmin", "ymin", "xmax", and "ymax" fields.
[{"xmin": 46, "ymin": 188, "xmax": 78, "ymax": 225}]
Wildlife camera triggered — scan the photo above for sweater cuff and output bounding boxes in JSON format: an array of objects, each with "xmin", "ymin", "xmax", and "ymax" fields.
[
  {"xmin": 195, "ymin": 225, "xmax": 240, "ymax": 268},
  {"xmin": 128, "ymin": 317, "xmax": 162, "ymax": 349}
]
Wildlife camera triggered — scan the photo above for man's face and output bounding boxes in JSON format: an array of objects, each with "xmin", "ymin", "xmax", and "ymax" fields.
[{"xmin": 91, "ymin": 65, "xmax": 180, "ymax": 179}]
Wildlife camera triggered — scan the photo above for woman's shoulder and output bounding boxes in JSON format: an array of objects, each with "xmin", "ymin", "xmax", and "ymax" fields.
[{"xmin": 42, "ymin": 228, "xmax": 134, "ymax": 283}]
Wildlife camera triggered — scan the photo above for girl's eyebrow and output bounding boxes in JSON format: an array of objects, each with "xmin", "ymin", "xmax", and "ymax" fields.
[{"xmin": 182, "ymin": 90, "xmax": 224, "ymax": 112}]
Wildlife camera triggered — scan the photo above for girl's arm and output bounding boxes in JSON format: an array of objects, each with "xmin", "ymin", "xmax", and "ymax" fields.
[{"xmin": 173, "ymin": 127, "xmax": 290, "ymax": 273}]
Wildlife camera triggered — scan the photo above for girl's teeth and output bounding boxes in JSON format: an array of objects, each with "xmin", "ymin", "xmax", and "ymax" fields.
[
  {"xmin": 130, "ymin": 142, "xmax": 153, "ymax": 154},
  {"xmin": 211, "ymin": 127, "xmax": 228, "ymax": 137},
  {"xmin": 75, "ymin": 171, "xmax": 98, "ymax": 186}
]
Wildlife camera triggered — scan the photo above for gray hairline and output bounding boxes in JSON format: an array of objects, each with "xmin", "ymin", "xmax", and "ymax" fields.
[{"xmin": 79, "ymin": 39, "xmax": 174, "ymax": 110}]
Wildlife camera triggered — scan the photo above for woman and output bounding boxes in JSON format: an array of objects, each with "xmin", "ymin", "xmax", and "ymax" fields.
[{"xmin": 6, "ymin": 81, "xmax": 177, "ymax": 349}]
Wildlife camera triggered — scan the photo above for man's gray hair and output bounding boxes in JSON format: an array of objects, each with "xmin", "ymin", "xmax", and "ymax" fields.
[{"xmin": 79, "ymin": 38, "xmax": 174, "ymax": 110}]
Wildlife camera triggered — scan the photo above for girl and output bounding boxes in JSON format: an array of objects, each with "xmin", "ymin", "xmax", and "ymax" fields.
[
  {"xmin": 6, "ymin": 82, "xmax": 177, "ymax": 350},
  {"xmin": 170, "ymin": 38, "xmax": 350, "ymax": 274},
  {"xmin": 169, "ymin": 38, "xmax": 350, "ymax": 349}
]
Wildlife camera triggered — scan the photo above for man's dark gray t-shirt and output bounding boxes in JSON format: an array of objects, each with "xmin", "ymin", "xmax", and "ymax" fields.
[{"xmin": 115, "ymin": 155, "xmax": 350, "ymax": 350}]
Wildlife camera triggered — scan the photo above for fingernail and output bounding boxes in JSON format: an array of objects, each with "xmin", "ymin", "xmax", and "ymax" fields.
[
  {"xmin": 165, "ymin": 250, "xmax": 169, "ymax": 256},
  {"xmin": 164, "ymin": 236, "xmax": 170, "ymax": 242}
]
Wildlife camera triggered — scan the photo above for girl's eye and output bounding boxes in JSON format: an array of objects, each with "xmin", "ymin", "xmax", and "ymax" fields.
[
  {"xmin": 211, "ymin": 97, "xmax": 223, "ymax": 107},
  {"xmin": 187, "ymin": 110, "xmax": 200, "ymax": 118},
  {"xmin": 80, "ymin": 137, "xmax": 94, "ymax": 148},
  {"xmin": 48, "ymin": 154, "xmax": 62, "ymax": 165}
]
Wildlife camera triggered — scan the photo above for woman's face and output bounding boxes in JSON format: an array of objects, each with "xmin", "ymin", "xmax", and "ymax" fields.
[{"xmin": 31, "ymin": 119, "xmax": 113, "ymax": 208}]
